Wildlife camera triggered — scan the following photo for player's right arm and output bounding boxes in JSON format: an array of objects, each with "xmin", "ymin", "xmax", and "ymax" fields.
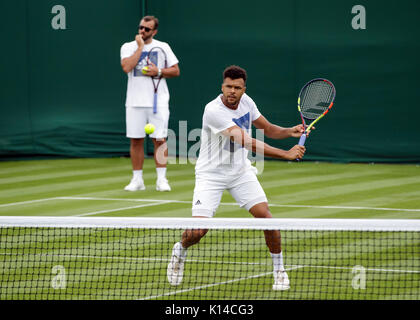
[
  {"xmin": 223, "ymin": 125, "xmax": 306, "ymax": 160},
  {"xmin": 121, "ymin": 35, "xmax": 144, "ymax": 73}
]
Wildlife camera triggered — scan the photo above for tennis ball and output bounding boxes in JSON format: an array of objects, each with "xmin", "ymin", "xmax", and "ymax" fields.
[
  {"xmin": 141, "ymin": 66, "xmax": 149, "ymax": 75},
  {"xmin": 144, "ymin": 123, "xmax": 155, "ymax": 135}
]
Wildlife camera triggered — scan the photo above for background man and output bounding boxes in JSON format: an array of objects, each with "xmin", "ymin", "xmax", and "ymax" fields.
[{"xmin": 121, "ymin": 15, "xmax": 180, "ymax": 191}]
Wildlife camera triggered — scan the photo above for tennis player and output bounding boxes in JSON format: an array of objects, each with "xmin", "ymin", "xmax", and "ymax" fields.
[
  {"xmin": 121, "ymin": 15, "xmax": 180, "ymax": 192},
  {"xmin": 167, "ymin": 65, "xmax": 306, "ymax": 290}
]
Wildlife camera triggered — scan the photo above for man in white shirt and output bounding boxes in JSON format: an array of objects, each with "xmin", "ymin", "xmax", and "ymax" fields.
[
  {"xmin": 167, "ymin": 65, "xmax": 306, "ymax": 291},
  {"xmin": 120, "ymin": 16, "xmax": 180, "ymax": 192}
]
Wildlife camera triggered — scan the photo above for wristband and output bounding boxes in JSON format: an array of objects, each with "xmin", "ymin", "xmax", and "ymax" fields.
[{"xmin": 157, "ymin": 68, "xmax": 162, "ymax": 77}]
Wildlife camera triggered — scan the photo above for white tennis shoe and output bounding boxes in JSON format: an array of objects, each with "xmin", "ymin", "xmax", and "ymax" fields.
[
  {"xmin": 124, "ymin": 177, "xmax": 145, "ymax": 191},
  {"xmin": 167, "ymin": 242, "xmax": 185, "ymax": 286},
  {"xmin": 272, "ymin": 270, "xmax": 290, "ymax": 291},
  {"xmin": 156, "ymin": 178, "xmax": 171, "ymax": 192}
]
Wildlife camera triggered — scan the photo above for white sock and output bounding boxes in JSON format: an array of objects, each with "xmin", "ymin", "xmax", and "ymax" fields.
[
  {"xmin": 270, "ymin": 252, "xmax": 285, "ymax": 273},
  {"xmin": 133, "ymin": 170, "xmax": 143, "ymax": 179},
  {"xmin": 175, "ymin": 242, "xmax": 188, "ymax": 259},
  {"xmin": 156, "ymin": 167, "xmax": 167, "ymax": 180}
]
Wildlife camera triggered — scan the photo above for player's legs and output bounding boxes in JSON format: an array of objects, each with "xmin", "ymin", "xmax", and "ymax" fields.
[
  {"xmin": 125, "ymin": 107, "xmax": 147, "ymax": 191},
  {"xmin": 230, "ymin": 170, "xmax": 290, "ymax": 290},
  {"xmin": 181, "ymin": 217, "xmax": 209, "ymax": 248},
  {"xmin": 130, "ymin": 138, "xmax": 145, "ymax": 170},
  {"xmin": 228, "ymin": 171, "xmax": 279, "ymax": 252},
  {"xmin": 167, "ymin": 175, "xmax": 225, "ymax": 285},
  {"xmin": 124, "ymin": 139, "xmax": 147, "ymax": 191},
  {"xmin": 249, "ymin": 202, "xmax": 281, "ymax": 254},
  {"xmin": 152, "ymin": 138, "xmax": 168, "ymax": 168},
  {"xmin": 167, "ymin": 217, "xmax": 209, "ymax": 286},
  {"xmin": 249, "ymin": 202, "xmax": 289, "ymax": 290},
  {"xmin": 152, "ymin": 138, "xmax": 171, "ymax": 191},
  {"xmin": 148, "ymin": 108, "xmax": 170, "ymax": 191}
]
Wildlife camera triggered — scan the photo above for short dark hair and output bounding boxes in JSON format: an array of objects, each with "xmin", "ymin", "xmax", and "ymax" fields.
[
  {"xmin": 223, "ymin": 65, "xmax": 247, "ymax": 83},
  {"xmin": 142, "ymin": 15, "xmax": 159, "ymax": 29}
]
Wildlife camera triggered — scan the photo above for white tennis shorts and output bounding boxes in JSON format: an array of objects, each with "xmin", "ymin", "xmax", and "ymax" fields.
[
  {"xmin": 126, "ymin": 106, "xmax": 170, "ymax": 139},
  {"xmin": 192, "ymin": 169, "xmax": 268, "ymax": 217}
]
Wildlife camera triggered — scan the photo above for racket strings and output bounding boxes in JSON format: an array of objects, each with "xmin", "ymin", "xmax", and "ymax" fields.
[{"xmin": 300, "ymin": 81, "xmax": 334, "ymax": 120}]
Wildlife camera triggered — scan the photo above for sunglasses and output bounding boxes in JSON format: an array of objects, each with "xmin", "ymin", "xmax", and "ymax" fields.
[{"xmin": 139, "ymin": 25, "xmax": 153, "ymax": 32}]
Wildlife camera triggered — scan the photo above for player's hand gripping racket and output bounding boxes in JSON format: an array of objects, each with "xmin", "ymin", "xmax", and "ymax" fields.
[
  {"xmin": 146, "ymin": 47, "xmax": 167, "ymax": 114},
  {"xmin": 297, "ymin": 78, "xmax": 336, "ymax": 150}
]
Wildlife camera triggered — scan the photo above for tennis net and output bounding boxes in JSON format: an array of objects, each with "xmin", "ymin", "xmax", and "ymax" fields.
[{"xmin": 0, "ymin": 216, "xmax": 419, "ymax": 300}]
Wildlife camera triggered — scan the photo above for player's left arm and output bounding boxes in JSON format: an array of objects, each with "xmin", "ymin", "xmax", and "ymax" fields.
[
  {"xmin": 252, "ymin": 115, "xmax": 305, "ymax": 139},
  {"xmin": 223, "ymin": 125, "xmax": 305, "ymax": 160}
]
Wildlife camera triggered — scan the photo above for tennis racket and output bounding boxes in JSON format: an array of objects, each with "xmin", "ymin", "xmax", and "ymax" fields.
[
  {"xmin": 146, "ymin": 47, "xmax": 167, "ymax": 114},
  {"xmin": 297, "ymin": 78, "xmax": 336, "ymax": 146}
]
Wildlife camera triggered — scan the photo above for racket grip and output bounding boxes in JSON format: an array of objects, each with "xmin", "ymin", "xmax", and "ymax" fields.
[
  {"xmin": 296, "ymin": 133, "xmax": 306, "ymax": 162},
  {"xmin": 153, "ymin": 93, "xmax": 157, "ymax": 114},
  {"xmin": 298, "ymin": 133, "xmax": 307, "ymax": 146}
]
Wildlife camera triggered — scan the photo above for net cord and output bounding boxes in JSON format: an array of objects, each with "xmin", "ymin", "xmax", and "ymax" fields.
[{"xmin": 0, "ymin": 217, "xmax": 419, "ymax": 231}]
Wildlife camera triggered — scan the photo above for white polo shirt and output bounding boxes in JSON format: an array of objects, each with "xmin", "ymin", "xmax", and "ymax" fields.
[{"xmin": 195, "ymin": 93, "xmax": 261, "ymax": 175}]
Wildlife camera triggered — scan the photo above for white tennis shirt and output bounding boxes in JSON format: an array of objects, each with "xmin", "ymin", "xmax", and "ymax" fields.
[
  {"xmin": 195, "ymin": 93, "xmax": 261, "ymax": 175},
  {"xmin": 120, "ymin": 39, "xmax": 179, "ymax": 108}
]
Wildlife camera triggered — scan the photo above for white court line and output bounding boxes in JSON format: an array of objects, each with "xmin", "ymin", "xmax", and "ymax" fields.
[
  {"xmin": 0, "ymin": 197, "xmax": 170, "ymax": 217},
  {"xmin": 75, "ymin": 202, "xmax": 167, "ymax": 217},
  {"xmin": 57, "ymin": 196, "xmax": 189, "ymax": 204},
  {"xmin": 0, "ymin": 198, "xmax": 59, "ymax": 208},
  {"xmin": 139, "ymin": 265, "xmax": 304, "ymax": 300},
  {"xmin": 58, "ymin": 196, "xmax": 420, "ymax": 213},
  {"xmin": 271, "ymin": 204, "xmax": 420, "ymax": 212},
  {"xmin": 1, "ymin": 196, "xmax": 419, "ymax": 213},
  {"xmin": 291, "ymin": 264, "xmax": 420, "ymax": 274}
]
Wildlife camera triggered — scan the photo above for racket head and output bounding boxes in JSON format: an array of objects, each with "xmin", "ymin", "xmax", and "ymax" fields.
[
  {"xmin": 297, "ymin": 78, "xmax": 336, "ymax": 122},
  {"xmin": 146, "ymin": 46, "xmax": 167, "ymax": 79},
  {"xmin": 147, "ymin": 47, "xmax": 167, "ymax": 114}
]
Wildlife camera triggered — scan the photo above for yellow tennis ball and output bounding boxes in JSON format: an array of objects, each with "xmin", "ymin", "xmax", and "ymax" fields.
[
  {"xmin": 141, "ymin": 66, "xmax": 149, "ymax": 75},
  {"xmin": 144, "ymin": 123, "xmax": 155, "ymax": 134}
]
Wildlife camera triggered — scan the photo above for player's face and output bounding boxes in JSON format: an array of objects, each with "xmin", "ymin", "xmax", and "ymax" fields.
[
  {"xmin": 138, "ymin": 20, "xmax": 157, "ymax": 42},
  {"xmin": 221, "ymin": 78, "xmax": 246, "ymax": 108}
]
